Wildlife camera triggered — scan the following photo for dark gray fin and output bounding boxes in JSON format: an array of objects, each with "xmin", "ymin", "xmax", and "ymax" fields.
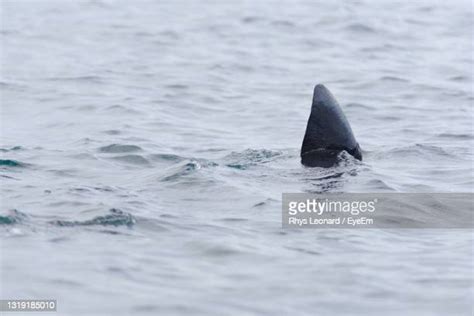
[{"xmin": 301, "ymin": 84, "xmax": 362, "ymax": 167}]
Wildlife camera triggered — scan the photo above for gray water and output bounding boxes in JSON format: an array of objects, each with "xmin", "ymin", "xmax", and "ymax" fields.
[{"xmin": 1, "ymin": 0, "xmax": 473, "ymax": 315}]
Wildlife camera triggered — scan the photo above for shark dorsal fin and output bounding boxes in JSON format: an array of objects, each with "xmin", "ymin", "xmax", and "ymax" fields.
[{"xmin": 301, "ymin": 84, "xmax": 362, "ymax": 167}]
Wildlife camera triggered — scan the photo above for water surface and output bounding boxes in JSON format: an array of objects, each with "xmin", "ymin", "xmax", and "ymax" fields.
[{"xmin": 1, "ymin": 1, "xmax": 473, "ymax": 315}]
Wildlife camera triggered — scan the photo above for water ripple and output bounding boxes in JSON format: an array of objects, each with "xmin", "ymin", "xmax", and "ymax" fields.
[
  {"xmin": 0, "ymin": 209, "xmax": 28, "ymax": 225},
  {"xmin": 0, "ymin": 159, "xmax": 28, "ymax": 168},
  {"xmin": 223, "ymin": 149, "xmax": 282, "ymax": 170},
  {"xmin": 99, "ymin": 144, "xmax": 143, "ymax": 153},
  {"xmin": 51, "ymin": 208, "xmax": 136, "ymax": 228},
  {"xmin": 159, "ymin": 160, "xmax": 203, "ymax": 182},
  {"xmin": 110, "ymin": 155, "xmax": 151, "ymax": 166}
]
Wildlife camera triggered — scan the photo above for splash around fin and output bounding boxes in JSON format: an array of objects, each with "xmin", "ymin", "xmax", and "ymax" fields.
[{"xmin": 301, "ymin": 84, "xmax": 362, "ymax": 167}]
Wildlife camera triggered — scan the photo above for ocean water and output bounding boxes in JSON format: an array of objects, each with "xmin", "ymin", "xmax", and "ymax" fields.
[{"xmin": 1, "ymin": 0, "xmax": 473, "ymax": 315}]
